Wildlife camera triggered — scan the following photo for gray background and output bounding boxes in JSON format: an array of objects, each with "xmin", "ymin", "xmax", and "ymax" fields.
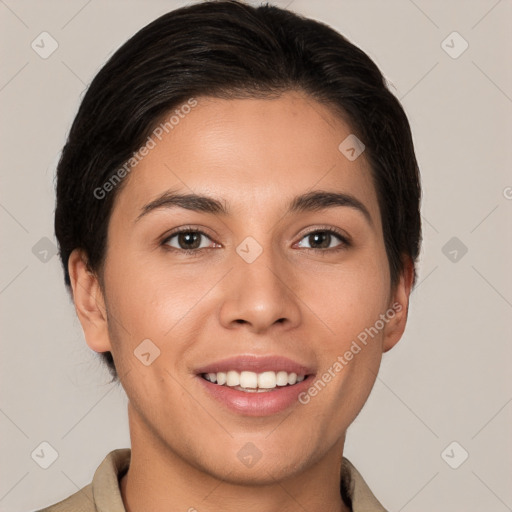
[{"xmin": 1, "ymin": 0, "xmax": 511, "ymax": 510}]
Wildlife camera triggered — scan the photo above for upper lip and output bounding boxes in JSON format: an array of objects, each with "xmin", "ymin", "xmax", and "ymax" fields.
[{"xmin": 195, "ymin": 355, "xmax": 315, "ymax": 376}]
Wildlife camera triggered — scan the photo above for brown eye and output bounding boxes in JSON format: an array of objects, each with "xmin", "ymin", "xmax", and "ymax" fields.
[
  {"xmin": 163, "ymin": 230, "xmax": 213, "ymax": 251},
  {"xmin": 297, "ymin": 229, "xmax": 349, "ymax": 251},
  {"xmin": 177, "ymin": 232, "xmax": 202, "ymax": 249},
  {"xmin": 308, "ymin": 232, "xmax": 332, "ymax": 249}
]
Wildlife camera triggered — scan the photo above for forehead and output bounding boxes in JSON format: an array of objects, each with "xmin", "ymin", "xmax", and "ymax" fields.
[{"xmin": 112, "ymin": 91, "xmax": 380, "ymax": 224}]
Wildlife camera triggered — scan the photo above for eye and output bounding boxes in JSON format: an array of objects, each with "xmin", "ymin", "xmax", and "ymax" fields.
[
  {"xmin": 161, "ymin": 227, "xmax": 350, "ymax": 254},
  {"xmin": 296, "ymin": 229, "xmax": 350, "ymax": 251},
  {"xmin": 162, "ymin": 229, "xmax": 218, "ymax": 252}
]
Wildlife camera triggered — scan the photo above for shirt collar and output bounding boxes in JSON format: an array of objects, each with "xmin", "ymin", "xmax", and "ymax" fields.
[{"xmin": 91, "ymin": 449, "xmax": 387, "ymax": 512}]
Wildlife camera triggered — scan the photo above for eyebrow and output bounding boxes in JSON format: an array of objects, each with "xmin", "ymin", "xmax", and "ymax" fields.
[{"xmin": 136, "ymin": 189, "xmax": 373, "ymax": 226}]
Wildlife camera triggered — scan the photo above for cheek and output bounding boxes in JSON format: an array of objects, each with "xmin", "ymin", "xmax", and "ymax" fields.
[
  {"xmin": 102, "ymin": 252, "xmax": 224, "ymax": 365},
  {"xmin": 315, "ymin": 250, "xmax": 390, "ymax": 412},
  {"xmin": 303, "ymin": 248, "xmax": 391, "ymax": 348}
]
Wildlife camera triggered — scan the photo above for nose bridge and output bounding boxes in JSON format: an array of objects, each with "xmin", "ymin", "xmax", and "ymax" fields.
[{"xmin": 219, "ymin": 235, "xmax": 300, "ymax": 332}]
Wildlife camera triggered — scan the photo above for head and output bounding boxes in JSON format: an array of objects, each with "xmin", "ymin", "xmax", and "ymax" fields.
[{"xmin": 55, "ymin": 0, "xmax": 421, "ymax": 488}]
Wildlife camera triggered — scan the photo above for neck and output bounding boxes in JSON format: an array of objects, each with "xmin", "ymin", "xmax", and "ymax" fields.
[{"xmin": 120, "ymin": 402, "xmax": 351, "ymax": 512}]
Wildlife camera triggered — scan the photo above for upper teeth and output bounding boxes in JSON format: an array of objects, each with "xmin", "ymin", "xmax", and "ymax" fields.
[{"xmin": 203, "ymin": 370, "xmax": 305, "ymax": 389}]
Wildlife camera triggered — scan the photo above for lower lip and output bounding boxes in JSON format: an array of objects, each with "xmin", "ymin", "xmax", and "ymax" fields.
[{"xmin": 196, "ymin": 375, "xmax": 313, "ymax": 417}]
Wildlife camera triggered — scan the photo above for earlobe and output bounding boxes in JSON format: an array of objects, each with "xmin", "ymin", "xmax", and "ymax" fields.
[
  {"xmin": 382, "ymin": 258, "xmax": 415, "ymax": 353},
  {"xmin": 68, "ymin": 249, "xmax": 112, "ymax": 353}
]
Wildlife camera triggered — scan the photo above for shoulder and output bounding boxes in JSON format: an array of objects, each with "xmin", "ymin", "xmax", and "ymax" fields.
[
  {"xmin": 342, "ymin": 457, "xmax": 388, "ymax": 512},
  {"xmin": 35, "ymin": 449, "xmax": 131, "ymax": 512},
  {"xmin": 36, "ymin": 484, "xmax": 94, "ymax": 512}
]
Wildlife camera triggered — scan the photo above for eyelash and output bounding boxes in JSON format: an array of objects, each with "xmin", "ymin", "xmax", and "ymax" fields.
[{"xmin": 161, "ymin": 226, "xmax": 351, "ymax": 256}]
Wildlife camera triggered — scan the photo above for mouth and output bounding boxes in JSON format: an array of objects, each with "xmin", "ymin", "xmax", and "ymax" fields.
[
  {"xmin": 194, "ymin": 355, "xmax": 315, "ymax": 416},
  {"xmin": 200, "ymin": 370, "xmax": 308, "ymax": 393}
]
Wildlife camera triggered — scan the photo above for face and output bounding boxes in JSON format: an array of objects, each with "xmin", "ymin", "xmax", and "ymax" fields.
[{"xmin": 71, "ymin": 91, "xmax": 412, "ymax": 484}]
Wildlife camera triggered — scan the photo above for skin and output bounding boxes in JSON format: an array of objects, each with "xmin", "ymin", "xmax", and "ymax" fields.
[{"xmin": 69, "ymin": 91, "xmax": 414, "ymax": 512}]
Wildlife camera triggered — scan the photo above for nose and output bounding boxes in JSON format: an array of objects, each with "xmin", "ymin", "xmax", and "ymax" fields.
[{"xmin": 218, "ymin": 244, "xmax": 302, "ymax": 334}]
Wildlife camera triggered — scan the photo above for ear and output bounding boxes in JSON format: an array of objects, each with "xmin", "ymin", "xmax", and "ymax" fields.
[
  {"xmin": 382, "ymin": 256, "xmax": 415, "ymax": 353},
  {"xmin": 68, "ymin": 249, "xmax": 112, "ymax": 353}
]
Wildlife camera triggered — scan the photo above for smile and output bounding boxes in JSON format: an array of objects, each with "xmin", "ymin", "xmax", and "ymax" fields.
[
  {"xmin": 194, "ymin": 354, "xmax": 315, "ymax": 415},
  {"xmin": 201, "ymin": 370, "xmax": 306, "ymax": 392}
]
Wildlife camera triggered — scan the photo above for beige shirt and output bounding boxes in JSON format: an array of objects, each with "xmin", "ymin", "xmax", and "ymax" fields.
[{"xmin": 37, "ymin": 449, "xmax": 387, "ymax": 512}]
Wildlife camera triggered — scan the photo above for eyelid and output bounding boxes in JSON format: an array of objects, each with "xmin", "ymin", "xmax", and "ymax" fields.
[{"xmin": 299, "ymin": 225, "xmax": 350, "ymax": 240}]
